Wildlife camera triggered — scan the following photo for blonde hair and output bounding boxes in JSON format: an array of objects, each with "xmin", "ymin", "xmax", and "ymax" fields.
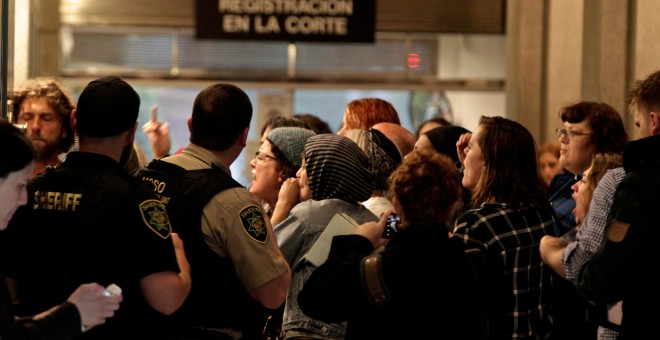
[{"xmin": 577, "ymin": 153, "xmax": 623, "ymax": 218}]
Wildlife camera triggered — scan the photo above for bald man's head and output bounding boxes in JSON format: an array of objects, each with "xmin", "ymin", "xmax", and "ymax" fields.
[{"xmin": 371, "ymin": 122, "xmax": 416, "ymax": 158}]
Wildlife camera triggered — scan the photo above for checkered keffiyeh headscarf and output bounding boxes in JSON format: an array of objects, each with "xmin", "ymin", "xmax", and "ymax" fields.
[
  {"xmin": 367, "ymin": 128, "xmax": 401, "ymax": 190},
  {"xmin": 304, "ymin": 134, "xmax": 376, "ymax": 204}
]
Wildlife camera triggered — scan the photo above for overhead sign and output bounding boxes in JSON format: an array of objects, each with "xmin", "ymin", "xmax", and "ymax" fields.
[{"xmin": 195, "ymin": 0, "xmax": 375, "ymax": 43}]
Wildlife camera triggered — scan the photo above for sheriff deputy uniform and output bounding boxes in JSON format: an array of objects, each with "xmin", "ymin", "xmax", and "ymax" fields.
[
  {"xmin": 2, "ymin": 76, "xmax": 182, "ymax": 339},
  {"xmin": 135, "ymin": 143, "xmax": 289, "ymax": 339}
]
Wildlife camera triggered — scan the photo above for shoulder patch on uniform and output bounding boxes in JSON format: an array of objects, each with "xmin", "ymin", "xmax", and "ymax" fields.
[
  {"xmin": 607, "ymin": 220, "xmax": 630, "ymax": 243},
  {"xmin": 238, "ymin": 205, "xmax": 268, "ymax": 243},
  {"xmin": 139, "ymin": 199, "xmax": 172, "ymax": 239}
]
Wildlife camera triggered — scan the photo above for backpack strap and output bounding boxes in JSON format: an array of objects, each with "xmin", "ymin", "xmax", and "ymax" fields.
[{"xmin": 360, "ymin": 254, "xmax": 390, "ymax": 306}]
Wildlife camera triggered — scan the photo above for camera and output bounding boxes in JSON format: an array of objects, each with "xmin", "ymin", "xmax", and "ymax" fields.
[{"xmin": 382, "ymin": 213, "xmax": 400, "ymax": 239}]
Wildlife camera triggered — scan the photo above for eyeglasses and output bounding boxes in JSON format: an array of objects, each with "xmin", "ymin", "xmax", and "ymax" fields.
[
  {"xmin": 255, "ymin": 151, "xmax": 278, "ymax": 162},
  {"xmin": 555, "ymin": 128, "xmax": 592, "ymax": 140}
]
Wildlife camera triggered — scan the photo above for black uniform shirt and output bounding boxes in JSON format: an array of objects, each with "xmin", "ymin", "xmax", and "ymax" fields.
[{"xmin": 2, "ymin": 152, "xmax": 180, "ymax": 339}]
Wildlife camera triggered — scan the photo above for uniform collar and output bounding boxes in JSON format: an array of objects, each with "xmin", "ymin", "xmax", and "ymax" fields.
[
  {"xmin": 61, "ymin": 151, "xmax": 123, "ymax": 173},
  {"xmin": 178, "ymin": 143, "xmax": 231, "ymax": 174}
]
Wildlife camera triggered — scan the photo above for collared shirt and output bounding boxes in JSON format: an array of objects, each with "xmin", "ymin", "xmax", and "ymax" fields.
[
  {"xmin": 361, "ymin": 196, "xmax": 392, "ymax": 218},
  {"xmin": 562, "ymin": 167, "xmax": 626, "ymax": 340},
  {"xmin": 562, "ymin": 167, "xmax": 626, "ymax": 284},
  {"xmin": 164, "ymin": 144, "xmax": 289, "ymax": 290}
]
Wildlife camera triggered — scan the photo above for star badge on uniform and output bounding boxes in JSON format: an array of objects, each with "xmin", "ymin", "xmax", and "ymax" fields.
[
  {"xmin": 149, "ymin": 209, "xmax": 169, "ymax": 231},
  {"xmin": 139, "ymin": 199, "xmax": 172, "ymax": 239},
  {"xmin": 239, "ymin": 205, "xmax": 268, "ymax": 243}
]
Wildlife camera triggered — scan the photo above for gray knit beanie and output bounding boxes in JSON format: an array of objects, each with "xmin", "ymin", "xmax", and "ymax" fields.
[{"xmin": 267, "ymin": 127, "xmax": 316, "ymax": 169}]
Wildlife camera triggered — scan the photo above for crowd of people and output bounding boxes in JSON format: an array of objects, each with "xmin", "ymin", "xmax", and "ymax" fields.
[{"xmin": 0, "ymin": 68, "xmax": 659, "ymax": 339}]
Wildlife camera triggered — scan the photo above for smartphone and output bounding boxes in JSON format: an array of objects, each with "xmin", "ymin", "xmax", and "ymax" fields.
[{"xmin": 382, "ymin": 213, "xmax": 400, "ymax": 238}]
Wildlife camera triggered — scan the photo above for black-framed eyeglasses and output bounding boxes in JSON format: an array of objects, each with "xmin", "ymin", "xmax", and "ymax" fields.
[
  {"xmin": 555, "ymin": 128, "xmax": 592, "ymax": 140},
  {"xmin": 255, "ymin": 151, "xmax": 278, "ymax": 162}
]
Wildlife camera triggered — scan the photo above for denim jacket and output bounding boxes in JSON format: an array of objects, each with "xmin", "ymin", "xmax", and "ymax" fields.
[{"xmin": 273, "ymin": 199, "xmax": 378, "ymax": 339}]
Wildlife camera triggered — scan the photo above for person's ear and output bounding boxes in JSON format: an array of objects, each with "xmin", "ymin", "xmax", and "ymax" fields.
[
  {"xmin": 71, "ymin": 109, "xmax": 78, "ymax": 131},
  {"xmin": 650, "ymin": 111, "xmax": 660, "ymax": 135},
  {"xmin": 187, "ymin": 117, "xmax": 192, "ymax": 133},
  {"xmin": 278, "ymin": 171, "xmax": 287, "ymax": 183}
]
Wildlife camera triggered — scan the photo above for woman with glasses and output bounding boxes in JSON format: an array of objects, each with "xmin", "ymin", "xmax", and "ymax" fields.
[
  {"xmin": 249, "ymin": 126, "xmax": 315, "ymax": 340},
  {"xmin": 548, "ymin": 101, "xmax": 628, "ymax": 236},
  {"xmin": 250, "ymin": 127, "xmax": 315, "ymax": 219},
  {"xmin": 545, "ymin": 102, "xmax": 627, "ymax": 340}
]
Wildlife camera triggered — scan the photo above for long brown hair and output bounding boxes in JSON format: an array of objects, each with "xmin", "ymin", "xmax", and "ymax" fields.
[{"xmin": 471, "ymin": 116, "xmax": 546, "ymax": 207}]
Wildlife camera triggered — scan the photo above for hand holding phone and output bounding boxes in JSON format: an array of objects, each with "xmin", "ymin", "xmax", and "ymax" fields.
[{"xmin": 382, "ymin": 213, "xmax": 400, "ymax": 239}]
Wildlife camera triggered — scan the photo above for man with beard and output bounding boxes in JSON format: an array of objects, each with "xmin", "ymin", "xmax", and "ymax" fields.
[
  {"xmin": 11, "ymin": 77, "xmax": 76, "ymax": 178},
  {"xmin": 2, "ymin": 76, "xmax": 192, "ymax": 338}
]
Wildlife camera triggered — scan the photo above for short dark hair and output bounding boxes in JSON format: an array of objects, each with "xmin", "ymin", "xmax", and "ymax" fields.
[
  {"xmin": 190, "ymin": 83, "xmax": 252, "ymax": 151},
  {"xmin": 415, "ymin": 116, "xmax": 452, "ymax": 138},
  {"xmin": 559, "ymin": 101, "xmax": 628, "ymax": 154},
  {"xmin": 269, "ymin": 144, "xmax": 297, "ymax": 180},
  {"xmin": 259, "ymin": 116, "xmax": 311, "ymax": 137},
  {"xmin": 294, "ymin": 113, "xmax": 333, "ymax": 134}
]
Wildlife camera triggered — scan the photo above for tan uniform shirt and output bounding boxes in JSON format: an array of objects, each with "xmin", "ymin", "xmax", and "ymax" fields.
[{"xmin": 165, "ymin": 143, "xmax": 289, "ymax": 289}]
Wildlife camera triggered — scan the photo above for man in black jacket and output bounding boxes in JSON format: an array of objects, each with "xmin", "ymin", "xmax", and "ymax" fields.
[{"xmin": 577, "ymin": 69, "xmax": 660, "ymax": 338}]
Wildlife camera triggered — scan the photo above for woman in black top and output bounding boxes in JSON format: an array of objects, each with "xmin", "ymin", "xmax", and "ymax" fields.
[{"xmin": 298, "ymin": 149, "xmax": 483, "ymax": 339}]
